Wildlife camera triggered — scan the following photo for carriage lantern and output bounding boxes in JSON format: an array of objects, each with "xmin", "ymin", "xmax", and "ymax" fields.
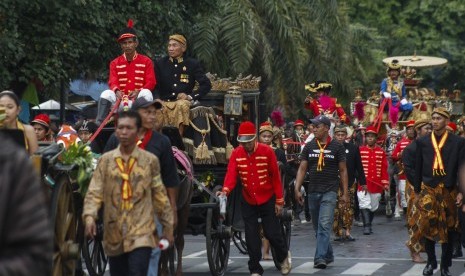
[{"xmin": 224, "ymin": 85, "xmax": 243, "ymax": 116}]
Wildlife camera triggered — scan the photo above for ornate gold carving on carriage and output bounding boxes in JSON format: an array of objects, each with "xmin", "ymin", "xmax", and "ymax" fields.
[{"xmin": 183, "ymin": 75, "xmax": 261, "ymax": 165}]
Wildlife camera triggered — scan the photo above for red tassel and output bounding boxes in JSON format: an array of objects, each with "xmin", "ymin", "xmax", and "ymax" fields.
[
  {"xmin": 390, "ymin": 105, "xmax": 399, "ymax": 126},
  {"xmin": 271, "ymin": 109, "xmax": 285, "ymax": 127},
  {"xmin": 127, "ymin": 19, "xmax": 134, "ymax": 28},
  {"xmin": 419, "ymin": 102, "xmax": 427, "ymax": 111},
  {"xmin": 353, "ymin": 102, "xmax": 365, "ymax": 121}
]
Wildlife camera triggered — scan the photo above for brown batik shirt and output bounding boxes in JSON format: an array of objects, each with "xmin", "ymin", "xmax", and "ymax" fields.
[{"xmin": 83, "ymin": 146, "xmax": 173, "ymax": 256}]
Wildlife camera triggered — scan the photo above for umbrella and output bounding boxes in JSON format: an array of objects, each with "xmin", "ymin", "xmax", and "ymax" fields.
[
  {"xmin": 32, "ymin": 100, "xmax": 80, "ymax": 111},
  {"xmin": 70, "ymin": 79, "xmax": 108, "ymax": 101},
  {"xmin": 383, "ymin": 54, "xmax": 448, "ymax": 68}
]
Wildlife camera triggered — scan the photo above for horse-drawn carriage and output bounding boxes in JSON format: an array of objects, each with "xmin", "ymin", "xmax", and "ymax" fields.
[{"xmin": 32, "ymin": 73, "xmax": 292, "ymax": 276}]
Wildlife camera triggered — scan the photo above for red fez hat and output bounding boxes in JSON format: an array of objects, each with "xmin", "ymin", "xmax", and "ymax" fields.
[
  {"xmin": 237, "ymin": 121, "xmax": 257, "ymax": 143},
  {"xmin": 31, "ymin": 114, "xmax": 50, "ymax": 128},
  {"xmin": 447, "ymin": 122, "xmax": 457, "ymax": 133},
  {"xmin": 365, "ymin": 126, "xmax": 378, "ymax": 135},
  {"xmin": 294, "ymin": 119, "xmax": 304, "ymax": 127},
  {"xmin": 406, "ymin": 120, "xmax": 415, "ymax": 128},
  {"xmin": 118, "ymin": 19, "xmax": 137, "ymax": 42},
  {"xmin": 259, "ymin": 121, "xmax": 273, "ymax": 134}
]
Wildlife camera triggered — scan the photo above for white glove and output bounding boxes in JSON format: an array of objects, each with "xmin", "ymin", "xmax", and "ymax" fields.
[
  {"xmin": 400, "ymin": 98, "xmax": 408, "ymax": 105},
  {"xmin": 383, "ymin": 92, "xmax": 391, "ymax": 99}
]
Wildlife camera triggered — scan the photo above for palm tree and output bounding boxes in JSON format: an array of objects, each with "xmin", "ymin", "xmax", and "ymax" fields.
[{"xmin": 190, "ymin": 0, "xmax": 382, "ymax": 118}]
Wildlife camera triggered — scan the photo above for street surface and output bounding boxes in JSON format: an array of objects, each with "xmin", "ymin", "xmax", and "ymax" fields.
[{"xmin": 180, "ymin": 211, "xmax": 465, "ymax": 276}]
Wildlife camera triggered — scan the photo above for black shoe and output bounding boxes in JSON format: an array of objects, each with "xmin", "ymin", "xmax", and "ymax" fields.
[
  {"xmin": 346, "ymin": 235, "xmax": 356, "ymax": 241},
  {"xmin": 334, "ymin": 236, "xmax": 343, "ymax": 242},
  {"xmin": 305, "ymin": 212, "xmax": 311, "ymax": 222},
  {"xmin": 313, "ymin": 260, "xmax": 327, "ymax": 269},
  {"xmin": 363, "ymin": 226, "xmax": 370, "ymax": 235},
  {"xmin": 440, "ymin": 267, "xmax": 452, "ymax": 276},
  {"xmin": 422, "ymin": 262, "xmax": 437, "ymax": 276},
  {"xmin": 452, "ymin": 248, "xmax": 463, "ymax": 258}
]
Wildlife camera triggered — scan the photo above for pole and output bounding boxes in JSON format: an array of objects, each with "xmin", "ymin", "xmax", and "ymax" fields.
[{"xmin": 59, "ymin": 81, "xmax": 66, "ymax": 125}]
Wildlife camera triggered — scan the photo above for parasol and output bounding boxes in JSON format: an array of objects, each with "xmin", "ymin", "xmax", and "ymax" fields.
[{"xmin": 383, "ymin": 54, "xmax": 448, "ymax": 68}]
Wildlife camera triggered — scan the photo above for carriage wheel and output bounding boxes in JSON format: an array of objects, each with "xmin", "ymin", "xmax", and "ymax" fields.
[
  {"xmin": 82, "ymin": 218, "xmax": 108, "ymax": 276},
  {"xmin": 232, "ymin": 231, "xmax": 248, "ymax": 254},
  {"xmin": 51, "ymin": 174, "xmax": 79, "ymax": 276},
  {"xmin": 271, "ymin": 215, "xmax": 292, "ymax": 270},
  {"xmin": 206, "ymin": 186, "xmax": 231, "ymax": 276}
]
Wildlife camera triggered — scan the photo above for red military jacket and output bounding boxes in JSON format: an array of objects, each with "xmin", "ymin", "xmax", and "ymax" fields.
[
  {"xmin": 359, "ymin": 145, "xmax": 389, "ymax": 193},
  {"xmin": 391, "ymin": 136, "xmax": 413, "ymax": 180},
  {"xmin": 222, "ymin": 143, "xmax": 284, "ymax": 206},
  {"xmin": 108, "ymin": 52, "xmax": 156, "ymax": 93},
  {"xmin": 304, "ymin": 97, "xmax": 349, "ymax": 124}
]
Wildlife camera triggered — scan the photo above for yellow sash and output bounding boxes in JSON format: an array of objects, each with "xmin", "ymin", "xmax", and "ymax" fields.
[
  {"xmin": 115, "ymin": 157, "xmax": 136, "ymax": 210},
  {"xmin": 431, "ymin": 132, "xmax": 448, "ymax": 176}
]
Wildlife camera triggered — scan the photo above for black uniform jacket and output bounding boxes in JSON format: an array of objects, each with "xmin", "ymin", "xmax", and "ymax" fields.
[{"xmin": 154, "ymin": 56, "xmax": 211, "ymax": 101}]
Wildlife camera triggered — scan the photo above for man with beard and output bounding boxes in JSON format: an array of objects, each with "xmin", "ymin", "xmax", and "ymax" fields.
[{"xmin": 414, "ymin": 108, "xmax": 464, "ymax": 276}]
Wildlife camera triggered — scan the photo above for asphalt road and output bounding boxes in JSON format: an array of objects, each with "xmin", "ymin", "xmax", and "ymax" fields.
[
  {"xmin": 179, "ymin": 211, "xmax": 465, "ymax": 276},
  {"xmin": 93, "ymin": 209, "xmax": 465, "ymax": 275}
]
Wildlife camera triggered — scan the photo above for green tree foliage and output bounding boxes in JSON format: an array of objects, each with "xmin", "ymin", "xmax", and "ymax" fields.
[
  {"xmin": 190, "ymin": 0, "xmax": 382, "ymax": 117},
  {"xmin": 345, "ymin": 0, "xmax": 465, "ymax": 91}
]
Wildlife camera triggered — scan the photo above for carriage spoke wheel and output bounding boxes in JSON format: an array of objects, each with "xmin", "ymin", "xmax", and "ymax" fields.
[
  {"xmin": 82, "ymin": 218, "xmax": 108, "ymax": 276},
  {"xmin": 232, "ymin": 231, "xmax": 248, "ymax": 254},
  {"xmin": 206, "ymin": 186, "xmax": 231, "ymax": 276},
  {"xmin": 271, "ymin": 218, "xmax": 292, "ymax": 271},
  {"xmin": 51, "ymin": 175, "xmax": 79, "ymax": 276}
]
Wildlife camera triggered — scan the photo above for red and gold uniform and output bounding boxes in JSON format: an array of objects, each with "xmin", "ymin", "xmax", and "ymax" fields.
[
  {"xmin": 221, "ymin": 121, "xmax": 289, "ymax": 275},
  {"xmin": 222, "ymin": 142, "xmax": 284, "ymax": 206},
  {"xmin": 108, "ymin": 53, "xmax": 156, "ymax": 93},
  {"xmin": 357, "ymin": 126, "xmax": 389, "ymax": 235},
  {"xmin": 359, "ymin": 145, "xmax": 389, "ymax": 194},
  {"xmin": 304, "ymin": 81, "xmax": 349, "ymax": 124},
  {"xmin": 304, "ymin": 97, "xmax": 349, "ymax": 124}
]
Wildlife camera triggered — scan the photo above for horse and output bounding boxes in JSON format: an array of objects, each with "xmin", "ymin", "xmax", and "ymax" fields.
[{"xmin": 159, "ymin": 127, "xmax": 194, "ymax": 276}]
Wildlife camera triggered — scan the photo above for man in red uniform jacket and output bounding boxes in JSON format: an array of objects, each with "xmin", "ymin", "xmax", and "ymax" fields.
[
  {"xmin": 358, "ymin": 126, "xmax": 389, "ymax": 235},
  {"xmin": 217, "ymin": 121, "xmax": 291, "ymax": 276},
  {"xmin": 304, "ymin": 81, "xmax": 350, "ymax": 124},
  {"xmin": 391, "ymin": 120, "xmax": 415, "ymax": 219},
  {"xmin": 96, "ymin": 20, "xmax": 156, "ymax": 125}
]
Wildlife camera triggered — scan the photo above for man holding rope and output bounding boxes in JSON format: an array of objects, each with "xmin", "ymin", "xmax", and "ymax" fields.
[{"xmin": 95, "ymin": 19, "xmax": 156, "ymax": 125}]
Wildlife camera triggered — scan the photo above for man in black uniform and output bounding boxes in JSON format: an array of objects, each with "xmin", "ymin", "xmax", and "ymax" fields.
[
  {"xmin": 414, "ymin": 108, "xmax": 464, "ymax": 276},
  {"xmin": 332, "ymin": 124, "xmax": 366, "ymax": 242},
  {"xmin": 154, "ymin": 34, "xmax": 211, "ymax": 134}
]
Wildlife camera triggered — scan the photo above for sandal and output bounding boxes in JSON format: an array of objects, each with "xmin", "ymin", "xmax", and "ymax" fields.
[{"xmin": 345, "ymin": 235, "xmax": 356, "ymax": 241}]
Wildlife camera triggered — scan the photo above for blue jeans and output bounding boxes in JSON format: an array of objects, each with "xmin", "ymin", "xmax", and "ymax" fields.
[
  {"xmin": 308, "ymin": 191, "xmax": 337, "ymax": 263},
  {"xmin": 147, "ymin": 218, "xmax": 163, "ymax": 276}
]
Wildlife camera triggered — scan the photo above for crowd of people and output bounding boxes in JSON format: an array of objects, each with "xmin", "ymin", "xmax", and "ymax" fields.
[{"xmin": 2, "ymin": 19, "xmax": 465, "ymax": 276}]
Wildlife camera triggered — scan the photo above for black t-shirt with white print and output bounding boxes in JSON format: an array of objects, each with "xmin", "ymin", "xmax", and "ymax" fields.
[{"xmin": 301, "ymin": 139, "xmax": 346, "ymax": 193}]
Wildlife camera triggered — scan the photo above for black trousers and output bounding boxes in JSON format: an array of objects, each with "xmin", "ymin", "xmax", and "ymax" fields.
[
  {"xmin": 109, "ymin": 247, "xmax": 152, "ymax": 276},
  {"xmin": 241, "ymin": 196, "xmax": 288, "ymax": 275},
  {"xmin": 425, "ymin": 235, "xmax": 453, "ymax": 268}
]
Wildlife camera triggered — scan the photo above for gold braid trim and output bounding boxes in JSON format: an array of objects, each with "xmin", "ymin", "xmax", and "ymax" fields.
[
  {"xmin": 189, "ymin": 114, "xmax": 211, "ymax": 160},
  {"xmin": 207, "ymin": 113, "xmax": 233, "ymax": 159}
]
